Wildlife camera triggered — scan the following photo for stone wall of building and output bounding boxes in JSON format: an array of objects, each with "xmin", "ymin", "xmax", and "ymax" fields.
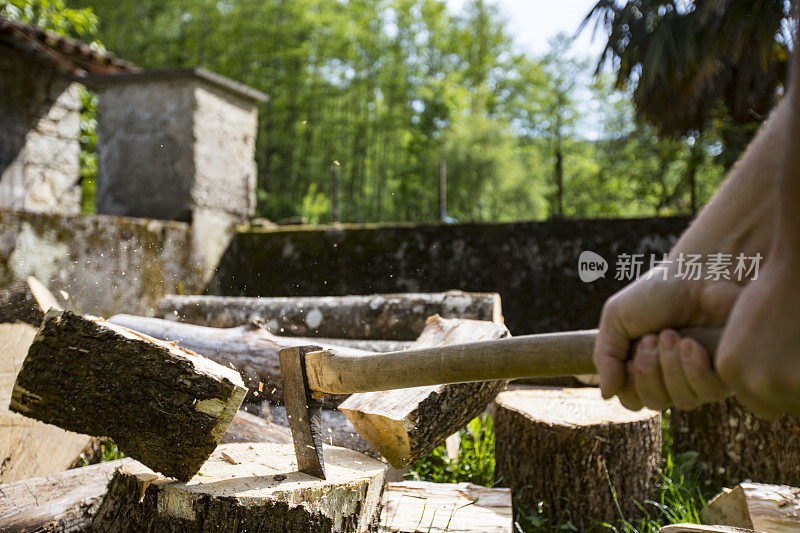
[
  {"xmin": 209, "ymin": 217, "xmax": 691, "ymax": 335},
  {"xmin": 0, "ymin": 46, "xmax": 82, "ymax": 214},
  {"xmin": 92, "ymin": 69, "xmax": 262, "ymax": 223},
  {"xmin": 0, "ymin": 208, "xmax": 207, "ymax": 317}
]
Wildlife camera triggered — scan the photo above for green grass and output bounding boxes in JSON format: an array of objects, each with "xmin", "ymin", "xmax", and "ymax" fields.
[{"xmin": 408, "ymin": 412, "xmax": 714, "ymax": 532}]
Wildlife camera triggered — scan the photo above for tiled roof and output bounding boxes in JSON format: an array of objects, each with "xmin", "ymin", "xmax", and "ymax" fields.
[{"xmin": 0, "ymin": 16, "xmax": 139, "ymax": 76}]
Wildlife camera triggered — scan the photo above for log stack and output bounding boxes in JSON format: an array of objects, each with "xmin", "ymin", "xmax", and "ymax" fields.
[{"xmin": 494, "ymin": 387, "xmax": 661, "ymax": 524}]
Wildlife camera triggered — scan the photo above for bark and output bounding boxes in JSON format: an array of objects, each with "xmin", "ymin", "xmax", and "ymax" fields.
[
  {"xmin": 107, "ymin": 314, "xmax": 373, "ymax": 406},
  {"xmin": 0, "ymin": 276, "xmax": 59, "ymax": 327},
  {"xmin": 338, "ymin": 316, "xmax": 510, "ymax": 468},
  {"xmin": 380, "ymin": 481, "xmax": 512, "ymax": 533},
  {"xmin": 9, "ymin": 310, "xmax": 247, "ymax": 481},
  {"xmin": 0, "ymin": 458, "xmax": 133, "ymax": 533},
  {"xmin": 494, "ymin": 388, "xmax": 661, "ymax": 525},
  {"xmin": 703, "ymin": 482, "xmax": 800, "ymax": 531},
  {"xmin": 0, "ymin": 304, "xmax": 93, "ymax": 483},
  {"xmin": 155, "ymin": 290, "xmax": 502, "ymax": 340},
  {"xmin": 91, "ymin": 443, "xmax": 386, "ymax": 533},
  {"xmin": 672, "ymin": 397, "xmax": 800, "ymax": 486}
]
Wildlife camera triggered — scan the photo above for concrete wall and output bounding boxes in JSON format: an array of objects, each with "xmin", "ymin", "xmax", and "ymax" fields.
[
  {"xmin": 209, "ymin": 217, "xmax": 691, "ymax": 335},
  {"xmin": 93, "ymin": 70, "xmax": 259, "ymax": 223},
  {"xmin": 0, "ymin": 45, "xmax": 81, "ymax": 214},
  {"xmin": 0, "ymin": 208, "xmax": 207, "ymax": 317}
]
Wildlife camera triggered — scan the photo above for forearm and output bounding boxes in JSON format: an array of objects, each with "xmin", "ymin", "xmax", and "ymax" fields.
[{"xmin": 775, "ymin": 49, "xmax": 800, "ymax": 254}]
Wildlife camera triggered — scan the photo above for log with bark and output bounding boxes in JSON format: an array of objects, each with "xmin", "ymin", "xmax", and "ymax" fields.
[
  {"xmin": 703, "ymin": 482, "xmax": 800, "ymax": 531},
  {"xmin": 494, "ymin": 387, "xmax": 661, "ymax": 524},
  {"xmin": 0, "ymin": 458, "xmax": 134, "ymax": 533},
  {"xmin": 338, "ymin": 316, "xmax": 510, "ymax": 468},
  {"xmin": 91, "ymin": 442, "xmax": 386, "ymax": 532},
  {"xmin": 672, "ymin": 397, "xmax": 800, "ymax": 486},
  {"xmin": 9, "ymin": 310, "xmax": 248, "ymax": 481},
  {"xmin": 380, "ymin": 481, "xmax": 512, "ymax": 533},
  {"xmin": 0, "ymin": 279, "xmax": 96, "ymax": 483},
  {"xmin": 156, "ymin": 290, "xmax": 503, "ymax": 339}
]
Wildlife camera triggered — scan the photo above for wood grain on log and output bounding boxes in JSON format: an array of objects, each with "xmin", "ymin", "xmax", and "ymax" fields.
[
  {"xmin": 0, "ymin": 278, "xmax": 94, "ymax": 483},
  {"xmin": 156, "ymin": 290, "xmax": 502, "ymax": 339},
  {"xmin": 338, "ymin": 316, "xmax": 509, "ymax": 468},
  {"xmin": 703, "ymin": 482, "xmax": 800, "ymax": 531},
  {"xmin": 91, "ymin": 443, "xmax": 386, "ymax": 533},
  {"xmin": 9, "ymin": 310, "xmax": 247, "ymax": 481},
  {"xmin": 0, "ymin": 458, "xmax": 133, "ymax": 533},
  {"xmin": 672, "ymin": 397, "xmax": 800, "ymax": 486},
  {"xmin": 494, "ymin": 388, "xmax": 661, "ymax": 525},
  {"xmin": 380, "ymin": 481, "xmax": 512, "ymax": 533}
]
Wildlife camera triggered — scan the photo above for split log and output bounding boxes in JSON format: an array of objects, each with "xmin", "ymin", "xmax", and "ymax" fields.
[
  {"xmin": 0, "ymin": 279, "xmax": 95, "ymax": 483},
  {"xmin": 156, "ymin": 290, "xmax": 503, "ymax": 339},
  {"xmin": 108, "ymin": 313, "xmax": 375, "ymax": 405},
  {"xmin": 494, "ymin": 387, "xmax": 661, "ymax": 524},
  {"xmin": 380, "ymin": 481, "xmax": 512, "ymax": 533},
  {"xmin": 338, "ymin": 316, "xmax": 510, "ymax": 468},
  {"xmin": 9, "ymin": 310, "xmax": 248, "ymax": 481},
  {"xmin": 703, "ymin": 482, "xmax": 800, "ymax": 531},
  {"xmin": 672, "ymin": 397, "xmax": 800, "ymax": 486},
  {"xmin": 659, "ymin": 525, "xmax": 760, "ymax": 533},
  {"xmin": 0, "ymin": 276, "xmax": 59, "ymax": 326},
  {"xmin": 91, "ymin": 442, "xmax": 386, "ymax": 532},
  {"xmin": 0, "ymin": 459, "xmax": 133, "ymax": 533}
]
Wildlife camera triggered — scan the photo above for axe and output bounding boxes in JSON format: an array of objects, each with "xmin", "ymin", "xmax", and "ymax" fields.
[{"xmin": 279, "ymin": 326, "xmax": 722, "ymax": 479}]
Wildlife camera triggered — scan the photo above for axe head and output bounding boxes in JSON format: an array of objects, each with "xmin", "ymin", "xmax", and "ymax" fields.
[{"xmin": 278, "ymin": 345, "xmax": 326, "ymax": 479}]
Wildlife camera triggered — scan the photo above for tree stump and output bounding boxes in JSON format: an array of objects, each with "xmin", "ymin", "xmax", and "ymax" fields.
[
  {"xmin": 672, "ymin": 397, "xmax": 800, "ymax": 487},
  {"xmin": 92, "ymin": 442, "xmax": 386, "ymax": 533},
  {"xmin": 494, "ymin": 387, "xmax": 661, "ymax": 525}
]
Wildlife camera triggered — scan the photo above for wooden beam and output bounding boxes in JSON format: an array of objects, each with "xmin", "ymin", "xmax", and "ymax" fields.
[
  {"xmin": 155, "ymin": 290, "xmax": 502, "ymax": 339},
  {"xmin": 338, "ymin": 316, "xmax": 509, "ymax": 468},
  {"xmin": 10, "ymin": 310, "xmax": 247, "ymax": 481}
]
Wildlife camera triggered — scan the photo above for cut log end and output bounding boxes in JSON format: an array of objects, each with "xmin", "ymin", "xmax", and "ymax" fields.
[
  {"xmin": 494, "ymin": 387, "xmax": 661, "ymax": 523},
  {"xmin": 10, "ymin": 310, "xmax": 247, "ymax": 481},
  {"xmin": 92, "ymin": 443, "xmax": 386, "ymax": 533}
]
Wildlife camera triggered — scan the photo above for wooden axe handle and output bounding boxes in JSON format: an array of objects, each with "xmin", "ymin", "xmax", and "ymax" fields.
[{"xmin": 304, "ymin": 326, "xmax": 722, "ymax": 395}]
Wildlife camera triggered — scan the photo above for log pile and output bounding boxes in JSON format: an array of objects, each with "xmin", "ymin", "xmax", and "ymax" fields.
[
  {"xmin": 91, "ymin": 443, "xmax": 386, "ymax": 532},
  {"xmin": 494, "ymin": 387, "xmax": 661, "ymax": 524},
  {"xmin": 156, "ymin": 290, "xmax": 502, "ymax": 339}
]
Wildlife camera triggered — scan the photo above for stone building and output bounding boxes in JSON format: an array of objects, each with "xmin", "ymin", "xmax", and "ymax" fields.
[{"xmin": 0, "ymin": 17, "xmax": 137, "ymax": 214}]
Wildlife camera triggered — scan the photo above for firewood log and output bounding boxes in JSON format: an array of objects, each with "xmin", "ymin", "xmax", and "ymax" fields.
[{"xmin": 703, "ymin": 482, "xmax": 800, "ymax": 531}]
